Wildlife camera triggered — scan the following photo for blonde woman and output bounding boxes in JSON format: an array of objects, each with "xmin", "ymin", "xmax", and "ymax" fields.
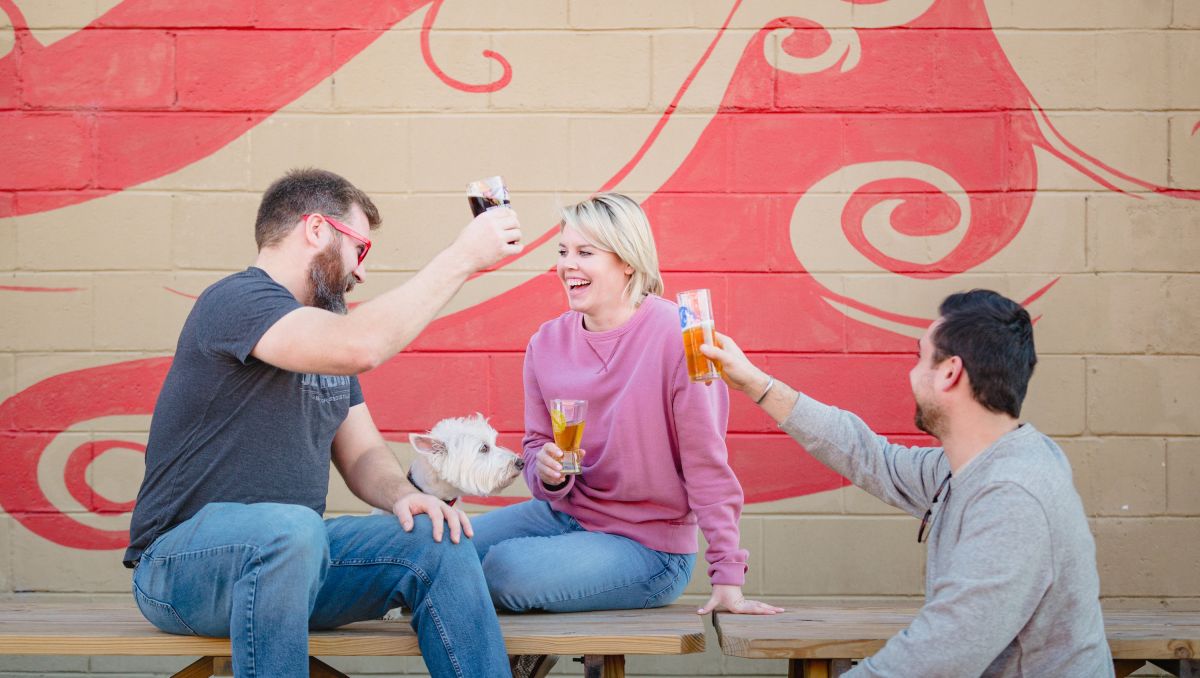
[{"xmin": 472, "ymin": 193, "xmax": 780, "ymax": 619}]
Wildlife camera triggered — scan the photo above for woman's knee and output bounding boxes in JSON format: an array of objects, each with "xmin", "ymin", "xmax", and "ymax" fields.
[{"xmin": 480, "ymin": 544, "xmax": 537, "ymax": 612}]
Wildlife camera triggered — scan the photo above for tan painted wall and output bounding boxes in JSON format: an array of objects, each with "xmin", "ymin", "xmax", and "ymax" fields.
[{"xmin": 1, "ymin": 0, "xmax": 1197, "ymax": 675}]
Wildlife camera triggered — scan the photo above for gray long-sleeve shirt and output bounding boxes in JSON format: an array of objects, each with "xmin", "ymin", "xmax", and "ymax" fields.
[{"xmin": 781, "ymin": 393, "xmax": 1113, "ymax": 677}]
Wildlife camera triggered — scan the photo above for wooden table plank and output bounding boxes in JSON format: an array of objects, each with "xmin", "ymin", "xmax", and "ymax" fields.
[
  {"xmin": 0, "ymin": 602, "xmax": 703, "ymax": 657},
  {"xmin": 714, "ymin": 605, "xmax": 1200, "ymax": 661}
]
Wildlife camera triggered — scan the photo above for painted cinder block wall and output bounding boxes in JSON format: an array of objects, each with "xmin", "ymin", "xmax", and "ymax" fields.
[{"xmin": 1, "ymin": 0, "xmax": 1197, "ymax": 675}]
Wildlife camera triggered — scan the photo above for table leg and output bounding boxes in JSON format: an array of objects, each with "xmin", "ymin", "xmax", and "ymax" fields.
[
  {"xmin": 1147, "ymin": 659, "xmax": 1198, "ymax": 677},
  {"xmin": 309, "ymin": 657, "xmax": 351, "ymax": 677},
  {"xmin": 171, "ymin": 657, "xmax": 215, "ymax": 678},
  {"xmin": 582, "ymin": 654, "xmax": 625, "ymax": 678},
  {"xmin": 1114, "ymin": 660, "xmax": 1146, "ymax": 678},
  {"xmin": 789, "ymin": 658, "xmax": 832, "ymax": 678}
]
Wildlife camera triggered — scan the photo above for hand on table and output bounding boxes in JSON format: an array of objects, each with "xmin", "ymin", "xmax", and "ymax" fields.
[{"xmin": 698, "ymin": 584, "xmax": 785, "ymax": 615}]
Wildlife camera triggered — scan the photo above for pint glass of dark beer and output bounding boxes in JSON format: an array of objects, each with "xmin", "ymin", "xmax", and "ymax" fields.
[{"xmin": 466, "ymin": 176, "xmax": 510, "ymax": 216}]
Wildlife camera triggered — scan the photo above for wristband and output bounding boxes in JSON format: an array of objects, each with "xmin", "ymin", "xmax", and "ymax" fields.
[{"xmin": 754, "ymin": 375, "xmax": 775, "ymax": 405}]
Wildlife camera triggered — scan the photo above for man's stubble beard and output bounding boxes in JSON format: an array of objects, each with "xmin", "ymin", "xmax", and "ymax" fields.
[
  {"xmin": 308, "ymin": 241, "xmax": 355, "ymax": 315},
  {"xmin": 914, "ymin": 396, "xmax": 946, "ymax": 439}
]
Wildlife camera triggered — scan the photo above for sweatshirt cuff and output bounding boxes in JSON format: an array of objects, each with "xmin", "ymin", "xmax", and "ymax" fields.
[
  {"xmin": 537, "ymin": 474, "xmax": 575, "ymax": 500},
  {"xmin": 708, "ymin": 561, "xmax": 748, "ymax": 587},
  {"xmin": 778, "ymin": 391, "xmax": 837, "ymax": 447}
]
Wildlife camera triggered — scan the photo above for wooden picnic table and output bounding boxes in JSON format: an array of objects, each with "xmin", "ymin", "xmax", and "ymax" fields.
[
  {"xmin": 714, "ymin": 603, "xmax": 1200, "ymax": 678},
  {"xmin": 0, "ymin": 600, "xmax": 705, "ymax": 677}
]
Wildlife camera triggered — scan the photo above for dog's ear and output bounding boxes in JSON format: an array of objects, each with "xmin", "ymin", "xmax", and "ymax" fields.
[{"xmin": 409, "ymin": 433, "xmax": 447, "ymax": 456}]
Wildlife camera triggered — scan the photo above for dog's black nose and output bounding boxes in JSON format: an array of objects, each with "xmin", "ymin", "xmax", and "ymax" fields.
[{"xmin": 514, "ymin": 458, "xmax": 525, "ymax": 470}]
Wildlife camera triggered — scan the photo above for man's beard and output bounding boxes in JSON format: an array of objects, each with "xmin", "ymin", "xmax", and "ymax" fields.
[
  {"xmin": 308, "ymin": 242, "xmax": 355, "ymax": 314},
  {"xmin": 914, "ymin": 399, "xmax": 946, "ymax": 438}
]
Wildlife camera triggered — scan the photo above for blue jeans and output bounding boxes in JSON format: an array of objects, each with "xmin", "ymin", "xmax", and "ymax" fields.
[
  {"xmin": 131, "ymin": 502, "xmax": 508, "ymax": 678},
  {"xmin": 471, "ymin": 500, "xmax": 695, "ymax": 613}
]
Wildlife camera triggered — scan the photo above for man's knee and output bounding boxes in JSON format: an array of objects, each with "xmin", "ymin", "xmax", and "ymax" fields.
[
  {"xmin": 251, "ymin": 504, "xmax": 328, "ymax": 567},
  {"xmin": 420, "ymin": 529, "xmax": 485, "ymax": 576}
]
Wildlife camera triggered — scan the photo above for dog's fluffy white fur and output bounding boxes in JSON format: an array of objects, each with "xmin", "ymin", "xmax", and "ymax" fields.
[{"xmin": 406, "ymin": 413, "xmax": 524, "ymax": 502}]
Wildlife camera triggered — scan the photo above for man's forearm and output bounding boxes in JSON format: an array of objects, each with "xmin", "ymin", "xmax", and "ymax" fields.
[
  {"xmin": 751, "ymin": 373, "xmax": 801, "ymax": 425},
  {"xmin": 771, "ymin": 384, "xmax": 944, "ymax": 516},
  {"xmin": 346, "ymin": 246, "xmax": 475, "ymax": 367},
  {"xmin": 342, "ymin": 445, "xmax": 419, "ymax": 511}
]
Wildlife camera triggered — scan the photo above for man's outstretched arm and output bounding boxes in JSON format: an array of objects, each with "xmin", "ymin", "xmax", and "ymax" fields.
[
  {"xmin": 253, "ymin": 208, "xmax": 522, "ymax": 376},
  {"xmin": 701, "ymin": 333, "xmax": 946, "ymax": 515}
]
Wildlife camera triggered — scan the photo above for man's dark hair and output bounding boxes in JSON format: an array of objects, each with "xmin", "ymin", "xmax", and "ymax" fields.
[
  {"xmin": 931, "ymin": 289, "xmax": 1037, "ymax": 418},
  {"xmin": 255, "ymin": 168, "xmax": 381, "ymax": 250}
]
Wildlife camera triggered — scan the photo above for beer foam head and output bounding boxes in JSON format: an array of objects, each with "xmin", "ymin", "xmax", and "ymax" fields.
[{"xmin": 559, "ymin": 192, "xmax": 663, "ymax": 306}]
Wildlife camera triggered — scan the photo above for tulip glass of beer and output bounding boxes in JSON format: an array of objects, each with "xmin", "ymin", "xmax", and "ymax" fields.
[
  {"xmin": 550, "ymin": 399, "xmax": 587, "ymax": 475},
  {"xmin": 466, "ymin": 176, "xmax": 510, "ymax": 216},
  {"xmin": 677, "ymin": 289, "xmax": 722, "ymax": 383}
]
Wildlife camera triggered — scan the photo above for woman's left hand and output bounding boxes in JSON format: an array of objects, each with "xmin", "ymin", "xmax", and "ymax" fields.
[{"xmin": 697, "ymin": 584, "xmax": 784, "ymax": 615}]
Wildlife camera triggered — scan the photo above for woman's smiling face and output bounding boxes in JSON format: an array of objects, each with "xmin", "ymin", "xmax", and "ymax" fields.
[{"xmin": 557, "ymin": 223, "xmax": 634, "ymax": 326}]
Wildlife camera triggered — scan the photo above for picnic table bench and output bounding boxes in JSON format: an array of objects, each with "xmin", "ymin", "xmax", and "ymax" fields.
[
  {"xmin": 714, "ymin": 603, "xmax": 1199, "ymax": 677},
  {"xmin": 0, "ymin": 601, "xmax": 705, "ymax": 677}
]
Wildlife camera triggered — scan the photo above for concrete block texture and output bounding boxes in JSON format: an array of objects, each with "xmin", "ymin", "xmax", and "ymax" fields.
[
  {"xmin": 1177, "ymin": 0, "xmax": 1200, "ymax": 27},
  {"xmin": 1035, "ymin": 274, "xmax": 1200, "ymax": 355},
  {"xmin": 1087, "ymin": 193, "xmax": 1200, "ymax": 273},
  {"xmin": 761, "ymin": 517, "xmax": 926, "ymax": 596},
  {"xmin": 1166, "ymin": 439, "xmax": 1200, "ymax": 516},
  {"xmin": 1093, "ymin": 518, "xmax": 1200, "ymax": 597},
  {"xmin": 0, "ymin": 216, "xmax": 13, "ymax": 272},
  {"xmin": 15, "ymin": 193, "xmax": 173, "ymax": 272},
  {"xmin": 990, "ymin": 0, "xmax": 1174, "ymax": 29},
  {"xmin": 1169, "ymin": 114, "xmax": 1200, "ymax": 190},
  {"xmin": 0, "ymin": 353, "xmax": 13, "ymax": 405},
  {"xmin": 1087, "ymin": 357, "xmax": 1200, "ymax": 435},
  {"xmin": 1059, "ymin": 437, "xmax": 1168, "ymax": 516},
  {"xmin": 0, "ymin": 5, "xmax": 1197, "ymax": 677}
]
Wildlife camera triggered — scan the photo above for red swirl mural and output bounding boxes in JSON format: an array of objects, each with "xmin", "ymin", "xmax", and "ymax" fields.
[{"xmin": 1, "ymin": 0, "xmax": 1196, "ymax": 549}]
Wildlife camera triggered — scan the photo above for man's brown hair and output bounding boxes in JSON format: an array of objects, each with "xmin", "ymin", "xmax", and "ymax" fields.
[{"xmin": 254, "ymin": 168, "xmax": 381, "ymax": 250}]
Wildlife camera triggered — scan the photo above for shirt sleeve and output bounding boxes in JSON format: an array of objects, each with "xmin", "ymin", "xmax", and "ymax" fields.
[
  {"xmin": 672, "ymin": 353, "xmax": 749, "ymax": 586},
  {"xmin": 195, "ymin": 273, "xmax": 301, "ymax": 365},
  {"xmin": 779, "ymin": 392, "xmax": 948, "ymax": 518},
  {"xmin": 847, "ymin": 482, "xmax": 1054, "ymax": 677},
  {"xmin": 521, "ymin": 336, "xmax": 574, "ymax": 500}
]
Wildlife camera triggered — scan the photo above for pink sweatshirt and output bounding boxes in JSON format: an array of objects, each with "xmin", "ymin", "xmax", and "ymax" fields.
[{"xmin": 521, "ymin": 294, "xmax": 749, "ymax": 586}]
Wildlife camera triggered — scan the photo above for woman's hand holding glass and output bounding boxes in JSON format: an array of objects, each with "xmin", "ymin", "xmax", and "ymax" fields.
[{"xmin": 536, "ymin": 442, "xmax": 586, "ymax": 487}]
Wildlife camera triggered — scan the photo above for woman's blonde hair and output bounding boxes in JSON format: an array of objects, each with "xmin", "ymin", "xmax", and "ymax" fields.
[
  {"xmin": 556, "ymin": 192, "xmax": 662, "ymax": 304},
  {"xmin": 559, "ymin": 193, "xmax": 664, "ymax": 306}
]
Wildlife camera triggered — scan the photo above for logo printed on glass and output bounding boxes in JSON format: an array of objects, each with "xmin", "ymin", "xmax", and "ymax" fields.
[{"xmin": 679, "ymin": 306, "xmax": 697, "ymax": 330}]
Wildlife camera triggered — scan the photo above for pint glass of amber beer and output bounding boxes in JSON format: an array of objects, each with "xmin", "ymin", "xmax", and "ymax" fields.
[
  {"xmin": 550, "ymin": 399, "xmax": 587, "ymax": 475},
  {"xmin": 676, "ymin": 289, "xmax": 722, "ymax": 383}
]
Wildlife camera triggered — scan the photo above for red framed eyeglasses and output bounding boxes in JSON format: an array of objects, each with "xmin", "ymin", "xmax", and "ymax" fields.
[{"xmin": 303, "ymin": 213, "xmax": 371, "ymax": 266}]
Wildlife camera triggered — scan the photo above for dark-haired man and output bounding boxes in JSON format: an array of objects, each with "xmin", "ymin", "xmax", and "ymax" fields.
[
  {"xmin": 125, "ymin": 168, "xmax": 521, "ymax": 677},
  {"xmin": 702, "ymin": 289, "xmax": 1113, "ymax": 677}
]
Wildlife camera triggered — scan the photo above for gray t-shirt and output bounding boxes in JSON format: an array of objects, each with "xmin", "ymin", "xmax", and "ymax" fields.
[
  {"xmin": 124, "ymin": 267, "xmax": 363, "ymax": 566},
  {"xmin": 781, "ymin": 393, "xmax": 1113, "ymax": 677}
]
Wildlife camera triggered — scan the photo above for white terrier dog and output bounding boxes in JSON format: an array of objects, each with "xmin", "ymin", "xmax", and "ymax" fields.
[{"xmin": 404, "ymin": 413, "xmax": 525, "ymax": 504}]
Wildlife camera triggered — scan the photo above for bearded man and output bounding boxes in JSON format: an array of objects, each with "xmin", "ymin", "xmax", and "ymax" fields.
[
  {"xmin": 701, "ymin": 289, "xmax": 1113, "ymax": 677},
  {"xmin": 124, "ymin": 168, "xmax": 521, "ymax": 678}
]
